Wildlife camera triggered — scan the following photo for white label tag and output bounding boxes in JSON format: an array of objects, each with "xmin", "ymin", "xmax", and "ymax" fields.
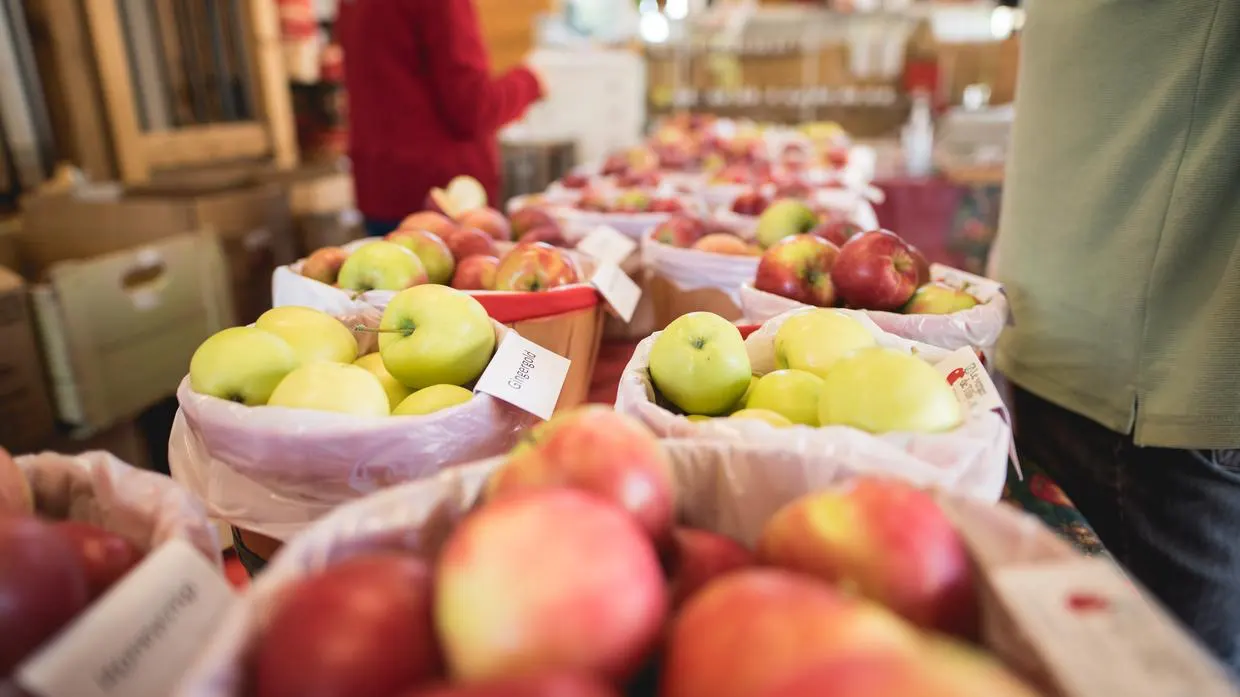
[
  {"xmin": 590, "ymin": 261, "xmax": 642, "ymax": 323},
  {"xmin": 576, "ymin": 226, "xmax": 638, "ymax": 267},
  {"xmin": 17, "ymin": 540, "xmax": 236, "ymax": 697},
  {"xmin": 930, "ymin": 263, "xmax": 1004, "ymax": 303},
  {"xmin": 935, "ymin": 346, "xmax": 1021, "ymax": 477},
  {"xmin": 475, "ymin": 333, "xmax": 571, "ymax": 420}
]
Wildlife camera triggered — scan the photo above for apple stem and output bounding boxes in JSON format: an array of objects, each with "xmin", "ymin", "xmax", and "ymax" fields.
[{"xmin": 352, "ymin": 325, "xmax": 406, "ymax": 334}]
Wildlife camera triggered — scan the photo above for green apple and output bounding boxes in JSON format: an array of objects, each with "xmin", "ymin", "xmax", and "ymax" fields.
[
  {"xmin": 730, "ymin": 376, "xmax": 760, "ymax": 412},
  {"xmin": 649, "ymin": 312, "xmax": 751, "ymax": 416},
  {"xmin": 255, "ymin": 306, "xmax": 358, "ymax": 365},
  {"xmin": 729, "ymin": 408, "xmax": 794, "ymax": 428},
  {"xmin": 818, "ymin": 347, "xmax": 963, "ymax": 433},
  {"xmin": 337, "ymin": 241, "xmax": 429, "ymax": 292},
  {"xmin": 393, "ymin": 384, "xmax": 474, "ymax": 416},
  {"xmin": 387, "ymin": 229, "xmax": 456, "ymax": 285},
  {"xmin": 189, "ymin": 327, "xmax": 298, "ymax": 405},
  {"xmin": 756, "ymin": 199, "xmax": 819, "ymax": 249},
  {"xmin": 267, "ymin": 362, "xmax": 391, "ymax": 417},
  {"xmin": 903, "ymin": 282, "xmax": 981, "ymax": 315},
  {"xmin": 686, "ymin": 414, "xmax": 713, "ymax": 423},
  {"xmin": 379, "ymin": 284, "xmax": 496, "ymax": 390},
  {"xmin": 353, "ymin": 352, "xmax": 413, "ymax": 411},
  {"xmin": 774, "ymin": 309, "xmax": 877, "ymax": 379},
  {"xmin": 746, "ymin": 369, "xmax": 824, "ymax": 426}
]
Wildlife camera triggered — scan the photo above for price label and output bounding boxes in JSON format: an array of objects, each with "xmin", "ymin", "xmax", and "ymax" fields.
[
  {"xmin": 475, "ymin": 333, "xmax": 571, "ymax": 420},
  {"xmin": 590, "ymin": 261, "xmax": 642, "ymax": 323},
  {"xmin": 936, "ymin": 346, "xmax": 1021, "ymax": 476},
  {"xmin": 17, "ymin": 540, "xmax": 236, "ymax": 697},
  {"xmin": 576, "ymin": 226, "xmax": 638, "ymax": 267}
]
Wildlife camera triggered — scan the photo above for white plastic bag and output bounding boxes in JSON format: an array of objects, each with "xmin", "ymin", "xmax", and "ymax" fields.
[
  {"xmin": 168, "ymin": 317, "xmax": 538, "ymax": 541},
  {"xmin": 614, "ymin": 309, "xmax": 1010, "ymax": 502},
  {"xmin": 643, "ymin": 236, "xmax": 760, "ymax": 308}
]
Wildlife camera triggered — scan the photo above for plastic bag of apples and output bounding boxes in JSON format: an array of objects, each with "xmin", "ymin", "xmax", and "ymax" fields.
[
  {"xmin": 614, "ymin": 308, "xmax": 1011, "ymax": 502},
  {"xmin": 174, "ymin": 410, "xmax": 1234, "ymax": 697}
]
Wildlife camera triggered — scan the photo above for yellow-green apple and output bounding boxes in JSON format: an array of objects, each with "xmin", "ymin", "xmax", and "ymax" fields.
[
  {"xmin": 256, "ymin": 306, "xmax": 358, "ymax": 365},
  {"xmin": 337, "ymin": 241, "xmax": 428, "ymax": 292},
  {"xmin": 754, "ymin": 235, "xmax": 840, "ymax": 307},
  {"xmin": 746, "ymin": 370, "xmax": 824, "ymax": 426},
  {"xmin": 252, "ymin": 554, "xmax": 442, "ymax": 697},
  {"xmin": 692, "ymin": 233, "xmax": 757, "ymax": 256},
  {"xmin": 904, "ymin": 282, "xmax": 979, "ymax": 315},
  {"xmin": 402, "ymin": 672, "xmax": 620, "ymax": 697},
  {"xmin": 0, "ymin": 448, "xmax": 33, "ymax": 516},
  {"xmin": 756, "ymin": 200, "xmax": 819, "ymax": 249},
  {"xmin": 773, "ymin": 310, "xmax": 876, "ymax": 379},
  {"xmin": 378, "ymin": 284, "xmax": 496, "ymax": 390},
  {"xmin": 301, "ymin": 246, "xmax": 349, "ymax": 285},
  {"xmin": 685, "ymin": 414, "xmax": 712, "ymax": 423},
  {"xmin": 660, "ymin": 569, "xmax": 920, "ymax": 697},
  {"xmin": 757, "ymin": 477, "xmax": 977, "ymax": 637},
  {"xmin": 667, "ymin": 528, "xmax": 754, "ymax": 608},
  {"xmin": 446, "ymin": 227, "xmax": 499, "ymax": 263},
  {"xmin": 817, "ymin": 348, "xmax": 962, "ymax": 433},
  {"xmin": 189, "ymin": 326, "xmax": 299, "ymax": 405},
  {"xmin": 399, "ymin": 211, "xmax": 457, "ymax": 240},
  {"xmin": 731, "ymin": 376, "xmax": 759, "ymax": 412},
  {"xmin": 387, "ymin": 229, "xmax": 456, "ymax": 285},
  {"xmin": 353, "ymin": 353, "xmax": 413, "ymax": 411},
  {"xmin": 653, "ymin": 216, "xmax": 707, "ymax": 248},
  {"xmin": 435, "ymin": 489, "xmax": 667, "ymax": 682},
  {"xmin": 649, "ymin": 312, "xmax": 752, "ymax": 416},
  {"xmin": 731, "ymin": 190, "xmax": 770, "ymax": 217},
  {"xmin": 614, "ymin": 189, "xmax": 651, "ymax": 213},
  {"xmin": 486, "ymin": 406, "xmax": 676, "ymax": 544},
  {"xmin": 728, "ymin": 409, "xmax": 794, "ymax": 428},
  {"xmin": 517, "ymin": 225, "xmax": 569, "ymax": 247},
  {"xmin": 810, "ymin": 219, "xmax": 862, "ymax": 248},
  {"xmin": 267, "ymin": 362, "xmax": 391, "ymax": 417},
  {"xmin": 458, "ymin": 208, "xmax": 512, "ymax": 242},
  {"xmin": 509, "ymin": 207, "xmax": 558, "ymax": 238},
  {"xmin": 393, "ymin": 384, "xmax": 474, "ymax": 416},
  {"xmin": 450, "ymin": 255, "xmax": 499, "ymax": 291},
  {"xmin": 831, "ymin": 231, "xmax": 920, "ymax": 311},
  {"xmin": 494, "ymin": 243, "xmax": 580, "ymax": 292}
]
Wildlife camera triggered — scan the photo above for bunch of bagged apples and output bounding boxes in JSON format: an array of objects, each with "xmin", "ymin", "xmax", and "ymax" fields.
[{"xmin": 239, "ymin": 407, "xmax": 1042, "ymax": 697}]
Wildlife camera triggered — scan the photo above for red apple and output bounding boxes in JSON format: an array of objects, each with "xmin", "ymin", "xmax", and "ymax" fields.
[
  {"xmin": 509, "ymin": 207, "xmax": 560, "ymax": 238},
  {"xmin": 404, "ymin": 671, "xmax": 620, "ymax": 697},
  {"xmin": 757, "ymin": 477, "xmax": 978, "ymax": 638},
  {"xmin": 731, "ymin": 191, "xmax": 771, "ymax": 217},
  {"xmin": 451, "ymin": 255, "xmax": 500, "ymax": 291},
  {"xmin": 0, "ymin": 517, "xmax": 90, "ymax": 675},
  {"xmin": 908, "ymin": 243, "xmax": 931, "ymax": 285},
  {"xmin": 811, "ymin": 219, "xmax": 863, "ymax": 248},
  {"xmin": 458, "ymin": 208, "xmax": 512, "ymax": 242},
  {"xmin": 445, "ymin": 227, "xmax": 499, "ymax": 263},
  {"xmin": 494, "ymin": 242, "xmax": 580, "ymax": 292},
  {"xmin": 301, "ymin": 246, "xmax": 349, "ymax": 285},
  {"xmin": 559, "ymin": 173, "xmax": 591, "ymax": 190},
  {"xmin": 830, "ymin": 230, "xmax": 921, "ymax": 311},
  {"xmin": 601, "ymin": 153, "xmax": 629, "ymax": 177},
  {"xmin": 755, "ymin": 235, "xmax": 840, "ymax": 307},
  {"xmin": 252, "ymin": 553, "xmax": 442, "ymax": 697},
  {"xmin": 487, "ymin": 406, "xmax": 676, "ymax": 545},
  {"xmin": 518, "ymin": 225, "xmax": 570, "ymax": 247},
  {"xmin": 652, "ymin": 216, "xmax": 708, "ymax": 248},
  {"xmin": 668, "ymin": 528, "xmax": 754, "ymax": 608},
  {"xmin": 51, "ymin": 521, "xmax": 143, "ymax": 601},
  {"xmin": 435, "ymin": 489, "xmax": 667, "ymax": 683},
  {"xmin": 400, "ymin": 211, "xmax": 457, "ymax": 240},
  {"xmin": 693, "ymin": 233, "xmax": 758, "ymax": 257},
  {"xmin": 649, "ymin": 197, "xmax": 685, "ymax": 213}
]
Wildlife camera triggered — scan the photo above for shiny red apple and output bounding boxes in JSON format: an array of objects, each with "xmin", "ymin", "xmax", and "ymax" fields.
[
  {"xmin": 451, "ymin": 255, "xmax": 500, "ymax": 291},
  {"xmin": 831, "ymin": 230, "xmax": 921, "ymax": 311},
  {"xmin": 731, "ymin": 191, "xmax": 771, "ymax": 217},
  {"xmin": 494, "ymin": 242, "xmax": 581, "ymax": 292},
  {"xmin": 811, "ymin": 219, "xmax": 863, "ymax": 247},
  {"xmin": 652, "ymin": 216, "xmax": 707, "ymax": 248},
  {"xmin": 755, "ymin": 234, "xmax": 840, "ymax": 307},
  {"xmin": 445, "ymin": 227, "xmax": 498, "ymax": 263}
]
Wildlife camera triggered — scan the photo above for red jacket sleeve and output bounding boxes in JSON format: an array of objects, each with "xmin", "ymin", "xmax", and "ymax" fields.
[{"xmin": 412, "ymin": 0, "xmax": 543, "ymax": 140}]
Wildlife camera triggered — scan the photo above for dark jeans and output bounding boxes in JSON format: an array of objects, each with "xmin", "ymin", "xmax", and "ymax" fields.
[
  {"xmin": 1012, "ymin": 386, "xmax": 1240, "ymax": 676},
  {"xmin": 364, "ymin": 217, "xmax": 401, "ymax": 238}
]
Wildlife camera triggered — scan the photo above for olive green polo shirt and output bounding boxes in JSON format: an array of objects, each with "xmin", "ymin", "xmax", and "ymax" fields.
[{"xmin": 995, "ymin": 0, "xmax": 1240, "ymax": 448}]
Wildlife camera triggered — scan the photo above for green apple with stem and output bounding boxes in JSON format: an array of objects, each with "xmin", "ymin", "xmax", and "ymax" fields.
[
  {"xmin": 903, "ymin": 282, "xmax": 981, "ymax": 315},
  {"xmin": 393, "ymin": 384, "xmax": 474, "ymax": 416},
  {"xmin": 256, "ymin": 306, "xmax": 358, "ymax": 365},
  {"xmin": 818, "ymin": 347, "xmax": 963, "ymax": 433},
  {"xmin": 774, "ymin": 309, "xmax": 877, "ymax": 379},
  {"xmin": 353, "ymin": 353, "xmax": 413, "ymax": 411},
  {"xmin": 756, "ymin": 199, "xmax": 819, "ymax": 249},
  {"xmin": 267, "ymin": 362, "xmax": 391, "ymax": 417},
  {"xmin": 378, "ymin": 285, "xmax": 496, "ymax": 390},
  {"xmin": 746, "ymin": 369, "xmax": 824, "ymax": 426},
  {"xmin": 189, "ymin": 327, "xmax": 298, "ymax": 405},
  {"xmin": 649, "ymin": 312, "xmax": 751, "ymax": 416},
  {"xmin": 337, "ymin": 241, "xmax": 428, "ymax": 292}
]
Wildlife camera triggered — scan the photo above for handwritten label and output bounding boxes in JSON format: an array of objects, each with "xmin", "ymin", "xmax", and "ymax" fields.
[
  {"xmin": 590, "ymin": 261, "xmax": 642, "ymax": 323},
  {"xmin": 936, "ymin": 346, "xmax": 1021, "ymax": 477},
  {"xmin": 475, "ymin": 333, "xmax": 571, "ymax": 420},
  {"xmin": 17, "ymin": 540, "xmax": 236, "ymax": 697},
  {"xmin": 576, "ymin": 226, "xmax": 638, "ymax": 267},
  {"xmin": 930, "ymin": 263, "xmax": 1004, "ymax": 303}
]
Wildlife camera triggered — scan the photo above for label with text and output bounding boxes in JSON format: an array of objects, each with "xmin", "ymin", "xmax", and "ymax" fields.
[
  {"xmin": 936, "ymin": 346, "xmax": 1021, "ymax": 476},
  {"xmin": 590, "ymin": 261, "xmax": 642, "ymax": 323},
  {"xmin": 576, "ymin": 226, "xmax": 638, "ymax": 267},
  {"xmin": 930, "ymin": 263, "xmax": 1004, "ymax": 303},
  {"xmin": 17, "ymin": 540, "xmax": 237, "ymax": 697},
  {"xmin": 475, "ymin": 333, "xmax": 571, "ymax": 420}
]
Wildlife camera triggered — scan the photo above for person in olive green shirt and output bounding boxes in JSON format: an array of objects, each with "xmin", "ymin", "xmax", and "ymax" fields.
[{"xmin": 995, "ymin": 0, "xmax": 1240, "ymax": 675}]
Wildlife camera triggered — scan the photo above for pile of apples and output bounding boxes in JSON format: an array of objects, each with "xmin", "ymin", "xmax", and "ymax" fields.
[
  {"xmin": 241, "ymin": 407, "xmax": 1041, "ymax": 697},
  {"xmin": 188, "ymin": 286, "xmax": 496, "ymax": 418},
  {"xmin": 574, "ymin": 188, "xmax": 685, "ymax": 215},
  {"xmin": 753, "ymin": 200, "xmax": 981, "ymax": 313},
  {"xmin": 648, "ymin": 310, "xmax": 962, "ymax": 432},
  {"xmin": 650, "ymin": 216, "xmax": 761, "ymax": 258},
  {"xmin": 0, "ymin": 450, "xmax": 148, "ymax": 677}
]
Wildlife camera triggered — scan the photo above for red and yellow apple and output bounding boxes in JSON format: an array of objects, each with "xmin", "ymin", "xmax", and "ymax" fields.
[
  {"xmin": 457, "ymin": 208, "xmax": 512, "ymax": 242},
  {"xmin": 756, "ymin": 200, "xmax": 819, "ymax": 249},
  {"xmin": 692, "ymin": 233, "xmax": 757, "ymax": 256},
  {"xmin": 831, "ymin": 231, "xmax": 921, "ymax": 311},
  {"xmin": 904, "ymin": 282, "xmax": 979, "ymax": 315},
  {"xmin": 399, "ymin": 211, "xmax": 457, "ymax": 240},
  {"xmin": 301, "ymin": 246, "xmax": 349, "ymax": 285},
  {"xmin": 493, "ymin": 243, "xmax": 580, "ymax": 292},
  {"xmin": 509, "ymin": 207, "xmax": 559, "ymax": 239},
  {"xmin": 387, "ymin": 229, "xmax": 456, "ymax": 285},
  {"xmin": 653, "ymin": 216, "xmax": 708, "ymax": 248},
  {"xmin": 403, "ymin": 671, "xmax": 619, "ymax": 697},
  {"xmin": 450, "ymin": 255, "xmax": 499, "ymax": 291},
  {"xmin": 754, "ymin": 234, "xmax": 840, "ymax": 307},
  {"xmin": 445, "ymin": 227, "xmax": 499, "ymax": 263},
  {"xmin": 667, "ymin": 528, "xmax": 754, "ymax": 609},
  {"xmin": 811, "ymin": 219, "xmax": 862, "ymax": 248},
  {"xmin": 517, "ymin": 225, "xmax": 569, "ymax": 247}
]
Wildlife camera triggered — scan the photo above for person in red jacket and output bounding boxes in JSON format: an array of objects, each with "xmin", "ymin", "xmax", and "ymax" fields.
[{"xmin": 336, "ymin": 0, "xmax": 545, "ymax": 236}]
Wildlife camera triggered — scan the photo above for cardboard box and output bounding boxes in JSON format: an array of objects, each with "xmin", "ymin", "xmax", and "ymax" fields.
[
  {"xmin": 649, "ymin": 273, "xmax": 744, "ymax": 330},
  {"xmin": 0, "ymin": 266, "xmax": 56, "ymax": 452},
  {"xmin": 30, "ymin": 232, "xmax": 233, "ymax": 434},
  {"xmin": 21, "ymin": 178, "xmax": 294, "ymax": 324}
]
